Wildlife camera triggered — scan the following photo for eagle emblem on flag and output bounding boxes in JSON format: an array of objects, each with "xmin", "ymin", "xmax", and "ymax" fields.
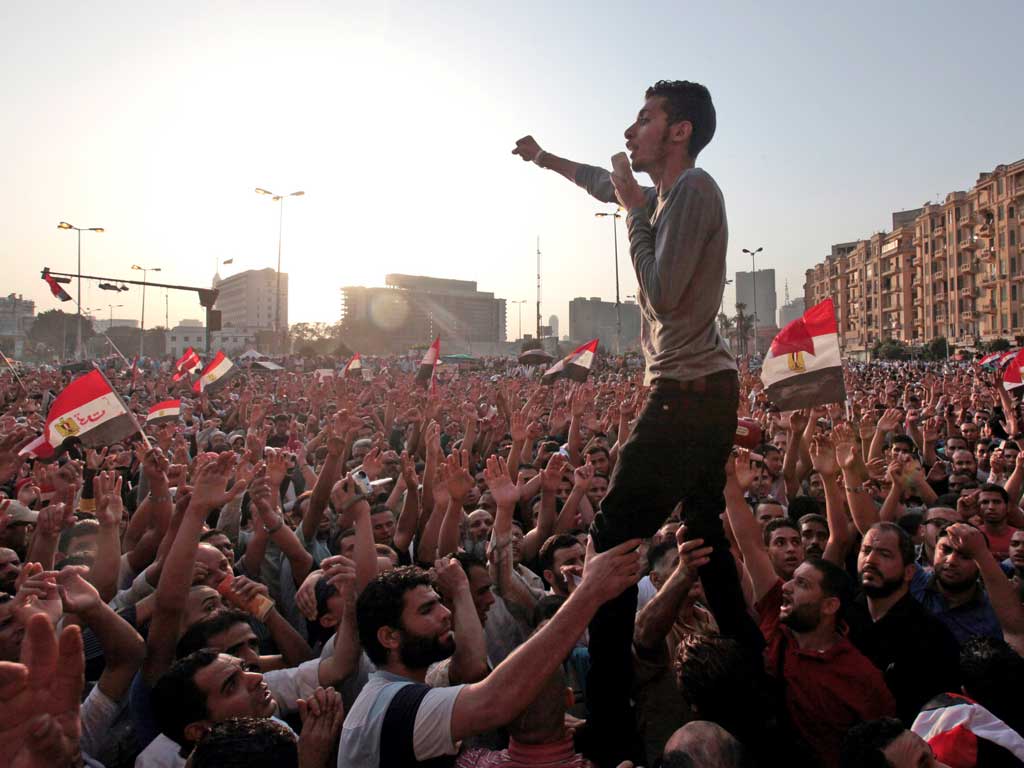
[
  {"xmin": 787, "ymin": 352, "xmax": 806, "ymax": 372},
  {"xmin": 55, "ymin": 416, "xmax": 80, "ymax": 438}
]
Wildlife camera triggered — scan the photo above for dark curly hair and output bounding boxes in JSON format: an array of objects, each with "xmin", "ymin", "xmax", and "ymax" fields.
[
  {"xmin": 645, "ymin": 80, "xmax": 716, "ymax": 158},
  {"xmin": 356, "ymin": 565, "xmax": 433, "ymax": 665}
]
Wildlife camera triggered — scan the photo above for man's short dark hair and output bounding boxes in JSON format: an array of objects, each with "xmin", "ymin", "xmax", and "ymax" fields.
[
  {"xmin": 840, "ymin": 717, "xmax": 907, "ymax": 768},
  {"xmin": 356, "ymin": 566, "xmax": 432, "ymax": 665},
  {"xmin": 191, "ymin": 716, "xmax": 297, "ymax": 768},
  {"xmin": 979, "ymin": 483, "xmax": 1009, "ymax": 503},
  {"xmin": 584, "ymin": 445, "xmax": 610, "ymax": 460},
  {"xmin": 646, "ymin": 80, "xmax": 716, "ymax": 158},
  {"xmin": 58, "ymin": 519, "xmax": 99, "ymax": 553},
  {"xmin": 960, "ymin": 636, "xmax": 1024, "ymax": 734},
  {"xmin": 803, "ymin": 557, "xmax": 851, "ymax": 619},
  {"xmin": 869, "ymin": 522, "xmax": 915, "ymax": 567},
  {"xmin": 453, "ymin": 551, "xmax": 488, "ymax": 577},
  {"xmin": 788, "ymin": 495, "xmax": 822, "ymax": 521},
  {"xmin": 538, "ymin": 534, "xmax": 581, "ymax": 576},
  {"xmin": 646, "ymin": 539, "xmax": 677, "ymax": 574},
  {"xmin": 798, "ymin": 513, "xmax": 828, "ymax": 530},
  {"xmin": 200, "ymin": 528, "xmax": 229, "ymax": 543},
  {"xmin": 152, "ymin": 649, "xmax": 219, "ymax": 748},
  {"xmin": 176, "ymin": 609, "xmax": 251, "ymax": 659},
  {"xmin": 763, "ymin": 518, "xmax": 799, "ymax": 547},
  {"xmin": 891, "ymin": 434, "xmax": 917, "ymax": 451}
]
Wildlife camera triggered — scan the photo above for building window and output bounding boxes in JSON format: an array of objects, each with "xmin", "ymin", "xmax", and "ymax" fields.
[
  {"xmin": 998, "ymin": 178, "xmax": 1005, "ymax": 195},
  {"xmin": 1012, "ymin": 231, "xmax": 1017, "ymax": 247},
  {"xmin": 999, "ymin": 205, "xmax": 1005, "ymax": 221}
]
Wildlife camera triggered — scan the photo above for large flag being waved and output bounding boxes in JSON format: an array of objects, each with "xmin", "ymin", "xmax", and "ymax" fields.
[
  {"xmin": 415, "ymin": 337, "xmax": 440, "ymax": 388},
  {"xmin": 542, "ymin": 339, "xmax": 598, "ymax": 385},
  {"xmin": 342, "ymin": 353, "xmax": 362, "ymax": 379},
  {"xmin": 43, "ymin": 272, "xmax": 72, "ymax": 302},
  {"xmin": 192, "ymin": 351, "xmax": 239, "ymax": 394},
  {"xmin": 173, "ymin": 347, "xmax": 202, "ymax": 381},
  {"xmin": 19, "ymin": 370, "xmax": 138, "ymax": 459},
  {"xmin": 1002, "ymin": 349, "xmax": 1024, "ymax": 391},
  {"xmin": 147, "ymin": 399, "xmax": 182, "ymax": 425},
  {"xmin": 760, "ymin": 298, "xmax": 846, "ymax": 410}
]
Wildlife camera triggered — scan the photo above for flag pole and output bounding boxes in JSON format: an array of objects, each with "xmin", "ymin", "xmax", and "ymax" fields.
[
  {"xmin": 103, "ymin": 333, "xmax": 131, "ymax": 366},
  {"xmin": 96, "ymin": 368, "xmax": 152, "ymax": 450},
  {"xmin": 0, "ymin": 349, "xmax": 25, "ymax": 390}
]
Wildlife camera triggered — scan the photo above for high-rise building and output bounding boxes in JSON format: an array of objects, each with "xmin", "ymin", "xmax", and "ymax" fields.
[
  {"xmin": 213, "ymin": 268, "xmax": 288, "ymax": 332},
  {"xmin": 778, "ymin": 298, "xmax": 805, "ymax": 327},
  {"xmin": 339, "ymin": 274, "xmax": 506, "ymax": 354},
  {"xmin": 0, "ymin": 294, "xmax": 35, "ymax": 357},
  {"xmin": 735, "ymin": 269, "xmax": 777, "ymax": 330},
  {"xmin": 548, "ymin": 314, "xmax": 559, "ymax": 339},
  {"xmin": 568, "ymin": 297, "xmax": 641, "ymax": 350},
  {"xmin": 804, "ymin": 157, "xmax": 1024, "ymax": 358}
]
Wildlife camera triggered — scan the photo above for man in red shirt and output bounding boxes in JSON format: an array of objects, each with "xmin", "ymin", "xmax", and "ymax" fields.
[{"xmin": 758, "ymin": 558, "xmax": 897, "ymax": 766}]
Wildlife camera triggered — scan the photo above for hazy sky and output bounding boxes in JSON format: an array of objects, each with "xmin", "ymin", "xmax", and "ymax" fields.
[{"xmin": 3, "ymin": 0, "xmax": 1022, "ymax": 339}]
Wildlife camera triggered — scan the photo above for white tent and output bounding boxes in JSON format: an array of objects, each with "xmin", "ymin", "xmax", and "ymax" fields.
[{"xmin": 238, "ymin": 349, "xmax": 264, "ymax": 360}]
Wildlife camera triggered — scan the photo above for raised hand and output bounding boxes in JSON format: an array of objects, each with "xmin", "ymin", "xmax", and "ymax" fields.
[
  {"xmin": 832, "ymin": 422, "xmax": 862, "ymax": 472},
  {"xmin": 541, "ymin": 453, "xmax": 568, "ymax": 493},
  {"xmin": 93, "ymin": 471, "xmax": 124, "ymax": 529},
  {"xmin": 512, "ymin": 135, "xmax": 543, "ymax": 163},
  {"xmin": 808, "ymin": 435, "xmax": 838, "ymax": 477},
  {"xmin": 189, "ymin": 452, "xmax": 247, "ymax": 512},
  {"xmin": 945, "ymin": 522, "xmax": 988, "ymax": 560},
  {"xmin": 573, "ymin": 461, "xmax": 595, "ymax": 492},
  {"xmin": 728, "ymin": 448, "xmax": 758, "ymax": 491},
  {"xmin": 579, "ymin": 536, "xmax": 645, "ymax": 604},
  {"xmin": 359, "ymin": 447, "xmax": 384, "ymax": 480},
  {"xmin": 0, "ymin": 428, "xmax": 35, "ymax": 484},
  {"xmin": 265, "ymin": 449, "xmax": 289, "ymax": 487},
  {"xmin": 484, "ymin": 455, "xmax": 520, "ymax": 508},
  {"xmin": 432, "ymin": 556, "xmax": 469, "ymax": 601},
  {"xmin": 444, "ymin": 449, "xmax": 474, "ymax": 501},
  {"xmin": 56, "ymin": 565, "xmax": 102, "ymax": 616},
  {"xmin": 298, "ymin": 686, "xmax": 345, "ymax": 768},
  {"xmin": 675, "ymin": 524, "xmax": 712, "ymax": 583},
  {"xmin": 877, "ymin": 408, "xmax": 902, "ymax": 432}
]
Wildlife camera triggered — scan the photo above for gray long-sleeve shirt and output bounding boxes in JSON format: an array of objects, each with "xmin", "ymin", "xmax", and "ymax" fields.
[{"xmin": 576, "ymin": 164, "xmax": 735, "ymax": 384}]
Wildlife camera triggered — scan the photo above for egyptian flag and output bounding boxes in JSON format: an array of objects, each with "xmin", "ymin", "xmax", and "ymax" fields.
[
  {"xmin": 999, "ymin": 348, "xmax": 1020, "ymax": 368},
  {"xmin": 913, "ymin": 693, "xmax": 1024, "ymax": 767},
  {"xmin": 415, "ymin": 337, "xmax": 440, "ymax": 388},
  {"xmin": 542, "ymin": 339, "xmax": 598, "ymax": 385},
  {"xmin": 760, "ymin": 298, "xmax": 846, "ymax": 410},
  {"xmin": 173, "ymin": 347, "xmax": 202, "ymax": 381},
  {"xmin": 1002, "ymin": 349, "xmax": 1024, "ymax": 391},
  {"xmin": 979, "ymin": 351, "xmax": 1003, "ymax": 367},
  {"xmin": 343, "ymin": 353, "xmax": 362, "ymax": 379},
  {"xmin": 146, "ymin": 399, "xmax": 181, "ymax": 425},
  {"xmin": 19, "ymin": 370, "xmax": 138, "ymax": 459},
  {"xmin": 43, "ymin": 272, "xmax": 72, "ymax": 302},
  {"xmin": 192, "ymin": 351, "xmax": 239, "ymax": 394}
]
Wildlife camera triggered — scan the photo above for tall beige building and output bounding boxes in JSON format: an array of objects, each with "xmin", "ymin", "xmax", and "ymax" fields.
[
  {"xmin": 213, "ymin": 268, "xmax": 288, "ymax": 332},
  {"xmin": 805, "ymin": 159, "xmax": 1024, "ymax": 358}
]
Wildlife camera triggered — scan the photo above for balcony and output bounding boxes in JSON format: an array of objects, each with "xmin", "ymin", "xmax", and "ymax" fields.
[
  {"xmin": 959, "ymin": 263, "xmax": 973, "ymax": 274},
  {"xmin": 958, "ymin": 215, "xmax": 972, "ymax": 228},
  {"xmin": 960, "ymin": 238, "xmax": 977, "ymax": 251},
  {"xmin": 960, "ymin": 287, "xmax": 974, "ymax": 298},
  {"xmin": 977, "ymin": 222, "xmax": 993, "ymax": 237},
  {"xmin": 961, "ymin": 310, "xmax": 976, "ymax": 320},
  {"xmin": 933, "ymin": 224, "xmax": 946, "ymax": 237},
  {"xmin": 978, "ymin": 273, "xmax": 997, "ymax": 287},
  {"xmin": 979, "ymin": 304, "xmax": 997, "ymax": 315},
  {"xmin": 978, "ymin": 247, "xmax": 996, "ymax": 261}
]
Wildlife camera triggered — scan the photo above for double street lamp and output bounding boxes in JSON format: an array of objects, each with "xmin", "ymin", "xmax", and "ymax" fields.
[
  {"xmin": 131, "ymin": 264, "xmax": 161, "ymax": 359},
  {"xmin": 255, "ymin": 188, "xmax": 304, "ymax": 354},
  {"xmin": 742, "ymin": 246, "xmax": 765, "ymax": 355},
  {"xmin": 595, "ymin": 209, "xmax": 623, "ymax": 354},
  {"xmin": 510, "ymin": 300, "xmax": 527, "ymax": 341},
  {"xmin": 57, "ymin": 221, "xmax": 104, "ymax": 359}
]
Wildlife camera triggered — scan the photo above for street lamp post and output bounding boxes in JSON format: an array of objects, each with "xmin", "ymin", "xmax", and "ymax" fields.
[
  {"xmin": 595, "ymin": 210, "xmax": 623, "ymax": 355},
  {"xmin": 510, "ymin": 300, "xmax": 526, "ymax": 341},
  {"xmin": 131, "ymin": 265, "xmax": 161, "ymax": 359},
  {"xmin": 107, "ymin": 304, "xmax": 124, "ymax": 329},
  {"xmin": 58, "ymin": 222, "xmax": 104, "ymax": 359},
  {"xmin": 255, "ymin": 188, "xmax": 304, "ymax": 354},
  {"xmin": 741, "ymin": 247, "xmax": 764, "ymax": 354}
]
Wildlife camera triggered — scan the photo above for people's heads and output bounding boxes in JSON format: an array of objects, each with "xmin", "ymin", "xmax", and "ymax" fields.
[
  {"xmin": 959, "ymin": 420, "xmax": 980, "ymax": 444},
  {"xmin": 759, "ymin": 445, "xmax": 783, "ymax": 478},
  {"xmin": 0, "ymin": 547, "xmax": 20, "ymax": 593},
  {"xmin": 199, "ymin": 530, "xmax": 236, "ymax": 568},
  {"xmin": 1001, "ymin": 440, "xmax": 1020, "ymax": 465},
  {"xmin": 754, "ymin": 499, "xmax": 785, "ymax": 530},
  {"xmin": 507, "ymin": 663, "xmax": 573, "ymax": 745},
  {"xmin": 857, "ymin": 523, "xmax": 915, "ymax": 599},
  {"xmin": 797, "ymin": 513, "xmax": 829, "ymax": 560},
  {"xmin": 978, "ymin": 483, "xmax": 1008, "ymax": 526},
  {"xmin": 452, "ymin": 552, "xmax": 495, "ymax": 626},
  {"xmin": 184, "ymin": 585, "xmax": 227, "ymax": 630},
  {"xmin": 538, "ymin": 534, "xmax": 585, "ymax": 597},
  {"xmin": 466, "ymin": 509, "xmax": 494, "ymax": 543},
  {"xmin": 974, "ymin": 439, "xmax": 993, "ymax": 468},
  {"xmin": 195, "ymin": 543, "xmax": 232, "ymax": 588},
  {"xmin": 951, "ymin": 449, "xmax": 977, "ymax": 475},
  {"xmin": 356, "ymin": 566, "xmax": 453, "ymax": 670},
  {"xmin": 841, "ymin": 718, "xmax": 944, "ymax": 768},
  {"xmin": 959, "ymin": 636, "xmax": 1024, "ymax": 734},
  {"xmin": 946, "ymin": 472, "xmax": 976, "ymax": 496},
  {"xmin": 336, "ymin": 528, "xmax": 356, "ymax": 560},
  {"xmin": 780, "ymin": 558, "xmax": 850, "ymax": 633},
  {"xmin": 943, "ymin": 435, "xmax": 968, "ymax": 455},
  {"xmin": 152, "ymin": 650, "xmax": 276, "ymax": 751},
  {"xmin": 584, "ymin": 446, "xmax": 611, "ymax": 475},
  {"xmin": 921, "ymin": 506, "xmax": 960, "ymax": 558},
  {"xmin": 177, "ymin": 609, "xmax": 261, "ymax": 668},
  {"xmin": 646, "ymin": 539, "xmax": 680, "ymax": 590},
  {"xmin": 58, "ymin": 519, "xmax": 100, "ymax": 560},
  {"xmin": 661, "ymin": 721, "xmax": 748, "ymax": 768},
  {"xmin": 932, "ymin": 527, "xmax": 981, "ymax": 594},
  {"xmin": 674, "ymin": 633, "xmax": 767, "ymax": 729},
  {"xmin": 890, "ymin": 434, "xmax": 917, "ymax": 460},
  {"xmin": 807, "ymin": 471, "xmax": 826, "ymax": 501},
  {"xmin": 763, "ymin": 518, "xmax": 804, "ymax": 580},
  {"xmin": 626, "ymin": 80, "xmax": 715, "ymax": 169},
  {"xmin": 188, "ymin": 716, "xmax": 297, "ymax": 768},
  {"xmin": 1009, "ymin": 528, "xmax": 1024, "ymax": 572},
  {"xmin": 369, "ymin": 506, "xmax": 395, "ymax": 545},
  {"xmin": 586, "ymin": 472, "xmax": 609, "ymax": 508},
  {"xmin": 272, "ymin": 414, "xmax": 289, "ymax": 435}
]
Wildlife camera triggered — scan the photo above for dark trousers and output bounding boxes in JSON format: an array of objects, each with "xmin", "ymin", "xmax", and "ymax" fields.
[{"xmin": 584, "ymin": 371, "xmax": 764, "ymax": 766}]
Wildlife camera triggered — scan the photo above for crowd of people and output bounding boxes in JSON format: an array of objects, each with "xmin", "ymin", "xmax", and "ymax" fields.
[
  {"xmin": 4, "ymin": 79, "xmax": 1023, "ymax": 768},
  {"xmin": 0, "ymin": 353, "xmax": 1022, "ymax": 767}
]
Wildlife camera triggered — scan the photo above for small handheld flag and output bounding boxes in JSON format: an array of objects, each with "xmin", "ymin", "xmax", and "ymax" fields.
[
  {"xmin": 415, "ymin": 337, "xmax": 440, "ymax": 388},
  {"xmin": 542, "ymin": 339, "xmax": 598, "ymax": 385},
  {"xmin": 760, "ymin": 298, "xmax": 846, "ymax": 410}
]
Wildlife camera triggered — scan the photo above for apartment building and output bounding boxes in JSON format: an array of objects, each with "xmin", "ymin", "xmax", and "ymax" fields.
[{"xmin": 805, "ymin": 159, "xmax": 1024, "ymax": 358}]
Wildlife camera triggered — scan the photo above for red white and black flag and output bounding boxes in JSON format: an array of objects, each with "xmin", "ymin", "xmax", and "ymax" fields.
[
  {"xmin": 146, "ymin": 399, "xmax": 181, "ymax": 425},
  {"xmin": 343, "ymin": 353, "xmax": 362, "ymax": 379},
  {"xmin": 173, "ymin": 347, "xmax": 202, "ymax": 381},
  {"xmin": 43, "ymin": 272, "xmax": 72, "ymax": 302},
  {"xmin": 192, "ymin": 351, "xmax": 239, "ymax": 394},
  {"xmin": 415, "ymin": 337, "xmax": 440, "ymax": 388},
  {"xmin": 542, "ymin": 339, "xmax": 598, "ymax": 385},
  {"xmin": 19, "ymin": 369, "xmax": 138, "ymax": 459},
  {"xmin": 1002, "ymin": 349, "xmax": 1024, "ymax": 391},
  {"xmin": 760, "ymin": 298, "xmax": 846, "ymax": 410}
]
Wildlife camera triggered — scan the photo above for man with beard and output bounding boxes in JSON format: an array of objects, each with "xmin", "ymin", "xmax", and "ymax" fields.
[
  {"xmin": 0, "ymin": 546, "xmax": 20, "ymax": 594},
  {"xmin": 847, "ymin": 523, "xmax": 961, "ymax": 724},
  {"xmin": 757, "ymin": 558, "xmax": 896, "ymax": 766},
  {"xmin": 798, "ymin": 514, "xmax": 829, "ymax": 561},
  {"xmin": 339, "ymin": 538, "xmax": 643, "ymax": 767},
  {"xmin": 909, "ymin": 525, "xmax": 1003, "ymax": 643}
]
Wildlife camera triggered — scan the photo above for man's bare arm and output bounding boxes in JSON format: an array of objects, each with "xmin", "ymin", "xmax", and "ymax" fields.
[{"xmin": 512, "ymin": 136, "xmax": 581, "ymax": 184}]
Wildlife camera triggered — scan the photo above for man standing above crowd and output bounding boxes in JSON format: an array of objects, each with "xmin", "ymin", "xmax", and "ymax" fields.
[{"xmin": 514, "ymin": 78, "xmax": 758, "ymax": 764}]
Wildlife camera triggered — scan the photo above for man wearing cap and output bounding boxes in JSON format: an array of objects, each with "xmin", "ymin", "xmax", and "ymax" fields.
[{"xmin": 0, "ymin": 500, "xmax": 38, "ymax": 559}]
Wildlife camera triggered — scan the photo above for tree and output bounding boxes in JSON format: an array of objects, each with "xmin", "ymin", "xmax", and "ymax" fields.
[
  {"xmin": 873, "ymin": 339, "xmax": 910, "ymax": 360},
  {"xmin": 28, "ymin": 310, "xmax": 95, "ymax": 360},
  {"xmin": 718, "ymin": 313, "xmax": 735, "ymax": 348},
  {"xmin": 985, "ymin": 338, "xmax": 1011, "ymax": 353},
  {"xmin": 733, "ymin": 303, "xmax": 754, "ymax": 357},
  {"xmin": 922, "ymin": 337, "xmax": 951, "ymax": 361}
]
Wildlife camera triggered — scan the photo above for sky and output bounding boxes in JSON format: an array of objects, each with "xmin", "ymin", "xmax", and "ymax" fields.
[{"xmin": 3, "ymin": 0, "xmax": 1023, "ymax": 340}]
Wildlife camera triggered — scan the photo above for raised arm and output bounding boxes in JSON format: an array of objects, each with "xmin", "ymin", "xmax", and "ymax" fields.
[
  {"xmin": 520, "ymin": 454, "xmax": 565, "ymax": 564},
  {"xmin": 434, "ymin": 557, "xmax": 489, "ymax": 684},
  {"xmin": 392, "ymin": 453, "xmax": 420, "ymax": 556},
  {"xmin": 634, "ymin": 527, "xmax": 710, "ymax": 652},
  {"xmin": 438, "ymin": 450, "xmax": 474, "ymax": 558},
  {"xmin": 484, "ymin": 456, "xmax": 536, "ymax": 615},
  {"xmin": 512, "ymin": 136, "xmax": 585, "ymax": 187},
  {"xmin": 723, "ymin": 450, "xmax": 778, "ymax": 604}
]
